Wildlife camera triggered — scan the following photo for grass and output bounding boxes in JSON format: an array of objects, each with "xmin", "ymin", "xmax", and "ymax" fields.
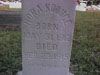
[
  {"xmin": 0, "ymin": 5, "xmax": 9, "ymax": 10},
  {"xmin": 0, "ymin": 29, "xmax": 21, "ymax": 75},
  {"xmin": 71, "ymin": 11, "xmax": 100, "ymax": 75},
  {"xmin": 0, "ymin": 11, "xmax": 100, "ymax": 75},
  {"xmin": 0, "ymin": 5, "xmax": 21, "ymax": 10}
]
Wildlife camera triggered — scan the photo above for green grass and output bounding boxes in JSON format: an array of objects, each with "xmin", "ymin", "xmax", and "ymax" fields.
[
  {"xmin": 0, "ymin": 29, "xmax": 21, "ymax": 75},
  {"xmin": 0, "ymin": 5, "xmax": 21, "ymax": 10},
  {"xmin": 0, "ymin": 5, "xmax": 9, "ymax": 10},
  {"xmin": 71, "ymin": 11, "xmax": 100, "ymax": 75},
  {"xmin": 0, "ymin": 11, "xmax": 100, "ymax": 75}
]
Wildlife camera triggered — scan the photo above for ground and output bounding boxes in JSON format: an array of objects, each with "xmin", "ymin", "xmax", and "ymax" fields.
[
  {"xmin": 0, "ymin": 11, "xmax": 100, "ymax": 75},
  {"xmin": 71, "ymin": 11, "xmax": 100, "ymax": 75},
  {"xmin": 0, "ymin": 5, "xmax": 21, "ymax": 10}
]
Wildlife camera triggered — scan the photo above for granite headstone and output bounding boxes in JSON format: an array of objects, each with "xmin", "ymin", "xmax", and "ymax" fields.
[{"xmin": 22, "ymin": 0, "xmax": 76, "ymax": 75}]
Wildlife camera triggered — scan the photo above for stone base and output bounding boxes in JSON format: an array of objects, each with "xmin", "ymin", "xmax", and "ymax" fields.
[
  {"xmin": 69, "ymin": 72, "xmax": 74, "ymax": 75},
  {"xmin": 17, "ymin": 71, "xmax": 22, "ymax": 75},
  {"xmin": 17, "ymin": 71, "xmax": 74, "ymax": 75}
]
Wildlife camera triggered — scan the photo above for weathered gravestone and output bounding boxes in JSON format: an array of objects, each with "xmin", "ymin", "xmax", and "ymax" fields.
[{"xmin": 21, "ymin": 0, "xmax": 76, "ymax": 75}]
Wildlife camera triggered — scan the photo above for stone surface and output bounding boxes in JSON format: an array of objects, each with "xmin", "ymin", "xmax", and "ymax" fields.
[
  {"xmin": 70, "ymin": 73, "xmax": 74, "ymax": 75},
  {"xmin": 22, "ymin": 0, "xmax": 76, "ymax": 75},
  {"xmin": 17, "ymin": 71, "xmax": 22, "ymax": 75},
  {"xmin": 17, "ymin": 71, "xmax": 74, "ymax": 75}
]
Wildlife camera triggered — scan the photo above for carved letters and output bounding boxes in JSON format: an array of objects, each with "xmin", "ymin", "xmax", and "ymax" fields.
[{"xmin": 23, "ymin": 3, "xmax": 73, "ymax": 67}]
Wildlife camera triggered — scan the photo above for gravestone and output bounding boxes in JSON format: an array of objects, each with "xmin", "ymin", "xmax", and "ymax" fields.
[{"xmin": 22, "ymin": 0, "xmax": 76, "ymax": 75}]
